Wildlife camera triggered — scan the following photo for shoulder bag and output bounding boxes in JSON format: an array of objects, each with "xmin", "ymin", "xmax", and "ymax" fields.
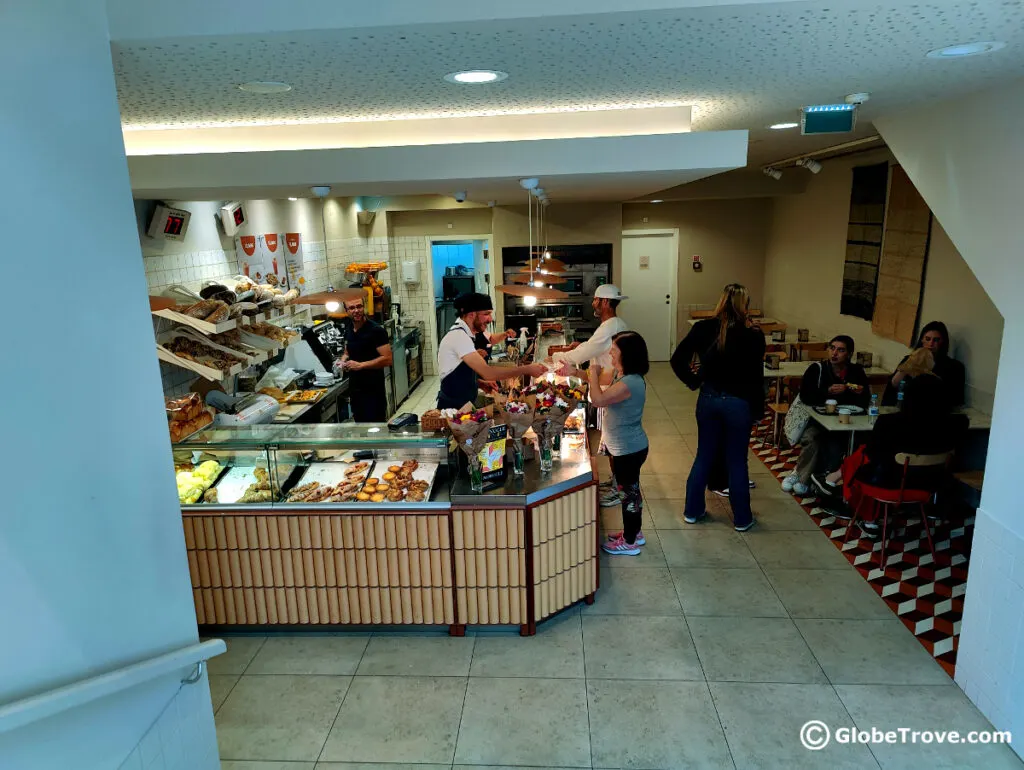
[{"xmin": 783, "ymin": 362, "xmax": 824, "ymax": 446}]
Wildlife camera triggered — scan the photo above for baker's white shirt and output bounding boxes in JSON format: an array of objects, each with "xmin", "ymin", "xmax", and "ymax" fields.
[
  {"xmin": 437, "ymin": 319, "xmax": 478, "ymax": 380},
  {"xmin": 555, "ymin": 316, "xmax": 629, "ymax": 371}
]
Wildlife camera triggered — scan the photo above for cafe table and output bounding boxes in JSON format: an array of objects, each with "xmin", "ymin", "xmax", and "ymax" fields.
[
  {"xmin": 806, "ymin": 405, "xmax": 992, "ymax": 454},
  {"xmin": 762, "ymin": 362, "xmax": 891, "ymax": 404}
]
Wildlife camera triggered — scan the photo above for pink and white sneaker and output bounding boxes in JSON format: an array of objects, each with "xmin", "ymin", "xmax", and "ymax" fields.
[
  {"xmin": 606, "ymin": 530, "xmax": 646, "ymax": 546},
  {"xmin": 602, "ymin": 534, "xmax": 642, "ymax": 556}
]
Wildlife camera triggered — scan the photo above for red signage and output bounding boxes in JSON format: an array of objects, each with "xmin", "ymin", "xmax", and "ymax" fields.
[{"xmin": 239, "ymin": 235, "xmax": 257, "ymax": 257}]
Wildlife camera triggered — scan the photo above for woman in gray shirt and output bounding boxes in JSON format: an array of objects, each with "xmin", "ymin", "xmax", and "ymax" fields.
[{"xmin": 589, "ymin": 331, "xmax": 650, "ymax": 556}]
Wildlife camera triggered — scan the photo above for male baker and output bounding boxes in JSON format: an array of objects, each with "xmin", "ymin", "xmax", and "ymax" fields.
[
  {"xmin": 340, "ymin": 295, "xmax": 392, "ymax": 421},
  {"xmin": 436, "ymin": 292, "xmax": 547, "ymax": 409}
]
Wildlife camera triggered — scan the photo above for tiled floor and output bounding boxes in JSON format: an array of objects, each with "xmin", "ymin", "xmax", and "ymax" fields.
[
  {"xmin": 402, "ymin": 375, "xmax": 440, "ymax": 416},
  {"xmin": 209, "ymin": 364, "xmax": 1022, "ymax": 769}
]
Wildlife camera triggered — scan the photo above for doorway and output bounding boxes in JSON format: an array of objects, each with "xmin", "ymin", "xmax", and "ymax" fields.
[
  {"xmin": 620, "ymin": 230, "xmax": 679, "ymax": 361},
  {"xmin": 431, "ymin": 237, "xmax": 491, "ymax": 345}
]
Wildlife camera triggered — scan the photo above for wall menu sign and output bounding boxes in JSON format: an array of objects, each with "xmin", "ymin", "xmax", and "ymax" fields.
[
  {"xmin": 284, "ymin": 232, "xmax": 306, "ymax": 292},
  {"xmin": 235, "ymin": 234, "xmax": 289, "ymax": 287}
]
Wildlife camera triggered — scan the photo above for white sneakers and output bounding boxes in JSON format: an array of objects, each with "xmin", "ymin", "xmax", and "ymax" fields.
[{"xmin": 781, "ymin": 474, "xmax": 809, "ymax": 496}]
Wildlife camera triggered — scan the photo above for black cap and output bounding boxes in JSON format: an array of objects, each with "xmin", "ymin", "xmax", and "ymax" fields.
[{"xmin": 454, "ymin": 292, "xmax": 493, "ymax": 315}]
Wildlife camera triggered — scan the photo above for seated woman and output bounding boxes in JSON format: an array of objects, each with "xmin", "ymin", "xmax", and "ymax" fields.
[
  {"xmin": 816, "ymin": 374, "xmax": 968, "ymax": 529},
  {"xmin": 883, "ymin": 321, "xmax": 966, "ymax": 408}
]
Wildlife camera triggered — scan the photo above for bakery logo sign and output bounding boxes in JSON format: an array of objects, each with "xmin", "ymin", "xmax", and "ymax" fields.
[
  {"xmin": 264, "ymin": 234, "xmax": 279, "ymax": 252},
  {"xmin": 238, "ymin": 235, "xmax": 257, "ymax": 256},
  {"xmin": 286, "ymin": 233, "xmax": 301, "ymax": 253}
]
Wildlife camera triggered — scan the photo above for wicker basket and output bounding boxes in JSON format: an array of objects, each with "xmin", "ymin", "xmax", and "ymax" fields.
[{"xmin": 420, "ymin": 411, "xmax": 448, "ymax": 432}]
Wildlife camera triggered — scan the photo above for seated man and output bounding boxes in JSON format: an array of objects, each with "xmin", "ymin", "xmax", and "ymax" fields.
[
  {"xmin": 814, "ymin": 374, "xmax": 968, "ymax": 530},
  {"xmin": 782, "ymin": 335, "xmax": 870, "ymax": 496}
]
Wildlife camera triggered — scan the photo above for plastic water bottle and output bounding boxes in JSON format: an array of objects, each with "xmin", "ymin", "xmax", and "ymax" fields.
[
  {"xmin": 869, "ymin": 393, "xmax": 880, "ymax": 423},
  {"xmin": 896, "ymin": 380, "xmax": 906, "ymax": 411}
]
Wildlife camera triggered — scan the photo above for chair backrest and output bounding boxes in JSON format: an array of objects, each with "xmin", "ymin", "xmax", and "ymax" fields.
[
  {"xmin": 895, "ymin": 451, "xmax": 954, "ymax": 467},
  {"xmin": 690, "ymin": 309, "xmax": 715, "ymax": 319},
  {"xmin": 805, "ymin": 349, "xmax": 829, "ymax": 361}
]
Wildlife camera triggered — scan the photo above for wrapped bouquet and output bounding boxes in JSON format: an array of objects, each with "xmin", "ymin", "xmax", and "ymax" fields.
[{"xmin": 446, "ymin": 404, "xmax": 506, "ymax": 490}]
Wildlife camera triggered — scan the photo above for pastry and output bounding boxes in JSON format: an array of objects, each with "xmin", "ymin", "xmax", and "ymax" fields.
[
  {"xmin": 406, "ymin": 489, "xmax": 425, "ymax": 502},
  {"xmin": 370, "ymin": 492, "xmax": 385, "ymax": 503},
  {"xmin": 388, "ymin": 465, "xmax": 402, "ymax": 474},
  {"xmin": 410, "ymin": 480, "xmax": 430, "ymax": 493},
  {"xmin": 203, "ymin": 488, "xmax": 218, "ymax": 503},
  {"xmin": 383, "ymin": 472, "xmax": 396, "ymax": 481},
  {"xmin": 203, "ymin": 301, "xmax": 231, "ymax": 323},
  {"xmin": 366, "ymin": 477, "xmax": 379, "ymax": 485},
  {"xmin": 182, "ymin": 299, "xmax": 219, "ymax": 318},
  {"xmin": 346, "ymin": 461, "xmax": 369, "ymax": 475},
  {"xmin": 402, "ymin": 460, "xmax": 419, "ymax": 471},
  {"xmin": 362, "ymin": 485, "xmax": 377, "ymax": 494},
  {"xmin": 357, "ymin": 491, "xmax": 371, "ymax": 502},
  {"xmin": 376, "ymin": 481, "xmax": 390, "ymax": 491},
  {"xmin": 386, "ymin": 488, "xmax": 405, "ymax": 502}
]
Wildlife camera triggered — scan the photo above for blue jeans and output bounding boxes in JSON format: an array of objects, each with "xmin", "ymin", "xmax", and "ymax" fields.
[{"xmin": 685, "ymin": 388, "xmax": 754, "ymax": 526}]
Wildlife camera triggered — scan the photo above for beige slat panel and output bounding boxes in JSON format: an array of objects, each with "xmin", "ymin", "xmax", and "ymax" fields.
[
  {"xmin": 212, "ymin": 517, "xmax": 227, "ymax": 550},
  {"xmin": 288, "ymin": 518, "xmax": 301, "ymax": 551},
  {"xmin": 182, "ymin": 518, "xmax": 196, "ymax": 550},
  {"xmin": 192, "ymin": 588, "xmax": 205, "ymax": 624},
  {"xmin": 299, "ymin": 516, "xmax": 313, "ymax": 549}
]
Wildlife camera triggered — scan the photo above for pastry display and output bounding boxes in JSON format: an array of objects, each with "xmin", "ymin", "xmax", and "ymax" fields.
[
  {"xmin": 245, "ymin": 321, "xmax": 298, "ymax": 344},
  {"xmin": 387, "ymin": 465, "xmax": 402, "ymax": 474},
  {"xmin": 166, "ymin": 393, "xmax": 213, "ymax": 443},
  {"xmin": 346, "ymin": 461, "xmax": 370, "ymax": 476},
  {"xmin": 284, "ymin": 389, "xmax": 326, "ymax": 403},
  {"xmin": 165, "ymin": 336, "xmax": 245, "ymax": 373},
  {"xmin": 406, "ymin": 489, "xmax": 426, "ymax": 502},
  {"xmin": 383, "ymin": 471, "xmax": 396, "ymax": 481},
  {"xmin": 176, "ymin": 460, "xmax": 222, "ymax": 504}
]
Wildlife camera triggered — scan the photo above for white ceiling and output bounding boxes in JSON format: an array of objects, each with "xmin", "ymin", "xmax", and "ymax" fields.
[{"xmin": 109, "ymin": 0, "xmax": 1024, "ymax": 198}]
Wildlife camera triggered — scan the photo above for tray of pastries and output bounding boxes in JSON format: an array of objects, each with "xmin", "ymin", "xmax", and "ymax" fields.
[
  {"xmin": 369, "ymin": 459, "xmax": 437, "ymax": 504},
  {"xmin": 284, "ymin": 459, "xmax": 374, "ymax": 503},
  {"xmin": 284, "ymin": 388, "xmax": 327, "ymax": 404},
  {"xmin": 207, "ymin": 465, "xmax": 290, "ymax": 505}
]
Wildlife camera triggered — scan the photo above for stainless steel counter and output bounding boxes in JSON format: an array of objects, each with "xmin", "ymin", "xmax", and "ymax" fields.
[{"xmin": 450, "ymin": 440, "xmax": 594, "ymax": 506}]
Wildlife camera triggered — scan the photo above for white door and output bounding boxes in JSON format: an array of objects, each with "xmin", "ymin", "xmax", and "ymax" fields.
[{"xmin": 620, "ymin": 232, "xmax": 678, "ymax": 361}]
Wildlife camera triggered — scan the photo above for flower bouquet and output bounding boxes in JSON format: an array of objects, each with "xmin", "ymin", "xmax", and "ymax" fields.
[
  {"xmin": 527, "ymin": 383, "xmax": 586, "ymax": 470},
  {"xmin": 446, "ymin": 404, "xmax": 505, "ymax": 491},
  {"xmin": 492, "ymin": 394, "xmax": 536, "ymax": 476}
]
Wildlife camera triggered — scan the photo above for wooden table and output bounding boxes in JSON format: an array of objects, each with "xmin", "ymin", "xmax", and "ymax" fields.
[
  {"xmin": 763, "ymin": 362, "xmax": 891, "ymax": 404},
  {"xmin": 807, "ymin": 405, "xmax": 991, "ymax": 453}
]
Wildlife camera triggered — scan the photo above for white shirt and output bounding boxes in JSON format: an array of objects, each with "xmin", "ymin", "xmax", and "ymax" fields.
[
  {"xmin": 437, "ymin": 319, "xmax": 478, "ymax": 380},
  {"xmin": 555, "ymin": 316, "xmax": 629, "ymax": 370}
]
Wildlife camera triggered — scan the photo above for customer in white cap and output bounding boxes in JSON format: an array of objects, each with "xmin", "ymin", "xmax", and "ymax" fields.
[{"xmin": 555, "ymin": 284, "xmax": 630, "ymax": 507}]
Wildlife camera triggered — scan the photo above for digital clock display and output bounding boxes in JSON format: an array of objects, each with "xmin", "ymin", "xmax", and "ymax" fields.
[
  {"xmin": 164, "ymin": 215, "xmax": 186, "ymax": 236},
  {"xmin": 233, "ymin": 207, "xmax": 244, "ymax": 226}
]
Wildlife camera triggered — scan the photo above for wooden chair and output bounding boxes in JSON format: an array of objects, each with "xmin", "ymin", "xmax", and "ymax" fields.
[
  {"xmin": 843, "ymin": 451, "xmax": 953, "ymax": 569},
  {"xmin": 690, "ymin": 309, "xmax": 715, "ymax": 319},
  {"xmin": 767, "ymin": 403, "xmax": 790, "ymax": 446},
  {"xmin": 805, "ymin": 348, "xmax": 829, "ymax": 361},
  {"xmin": 795, "ymin": 341, "xmax": 829, "ymax": 361}
]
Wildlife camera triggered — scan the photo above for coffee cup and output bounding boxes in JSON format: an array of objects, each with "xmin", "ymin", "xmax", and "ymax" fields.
[
  {"xmin": 837, "ymin": 408, "xmax": 852, "ymax": 424},
  {"xmin": 825, "ymin": 399, "xmax": 838, "ymax": 415}
]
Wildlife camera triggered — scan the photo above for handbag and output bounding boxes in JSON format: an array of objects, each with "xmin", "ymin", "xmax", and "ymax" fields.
[{"xmin": 783, "ymin": 362, "xmax": 824, "ymax": 446}]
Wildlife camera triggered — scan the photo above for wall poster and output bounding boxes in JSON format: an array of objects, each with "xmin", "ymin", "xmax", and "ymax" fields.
[{"xmin": 840, "ymin": 162, "xmax": 889, "ymax": 320}]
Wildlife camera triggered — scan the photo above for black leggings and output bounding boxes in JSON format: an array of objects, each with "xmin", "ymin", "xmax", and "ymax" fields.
[{"xmin": 609, "ymin": 447, "xmax": 649, "ymax": 544}]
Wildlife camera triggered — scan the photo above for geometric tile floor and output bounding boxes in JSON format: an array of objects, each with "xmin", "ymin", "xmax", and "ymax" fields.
[{"xmin": 750, "ymin": 422, "xmax": 973, "ymax": 677}]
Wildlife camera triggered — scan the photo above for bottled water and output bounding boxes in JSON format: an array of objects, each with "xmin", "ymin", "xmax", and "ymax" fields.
[
  {"xmin": 869, "ymin": 393, "xmax": 880, "ymax": 423},
  {"xmin": 896, "ymin": 380, "xmax": 906, "ymax": 411}
]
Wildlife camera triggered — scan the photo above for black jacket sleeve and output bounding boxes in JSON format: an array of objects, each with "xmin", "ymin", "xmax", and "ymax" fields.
[
  {"xmin": 799, "ymin": 362, "xmax": 825, "ymax": 405},
  {"xmin": 670, "ymin": 327, "xmax": 704, "ymax": 391},
  {"xmin": 848, "ymin": 364, "xmax": 871, "ymax": 409},
  {"xmin": 865, "ymin": 414, "xmax": 902, "ymax": 466},
  {"xmin": 942, "ymin": 358, "xmax": 967, "ymax": 408}
]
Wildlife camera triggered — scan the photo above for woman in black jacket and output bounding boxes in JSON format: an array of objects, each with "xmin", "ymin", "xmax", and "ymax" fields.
[
  {"xmin": 883, "ymin": 321, "xmax": 966, "ymax": 408},
  {"xmin": 671, "ymin": 284, "xmax": 765, "ymax": 531}
]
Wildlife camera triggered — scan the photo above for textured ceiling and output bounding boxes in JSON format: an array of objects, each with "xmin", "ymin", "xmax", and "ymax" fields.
[{"xmin": 111, "ymin": 0, "xmax": 1024, "ymax": 187}]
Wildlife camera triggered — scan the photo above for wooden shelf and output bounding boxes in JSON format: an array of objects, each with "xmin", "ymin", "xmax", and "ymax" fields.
[
  {"xmin": 157, "ymin": 346, "xmax": 240, "ymax": 381},
  {"xmin": 152, "ymin": 308, "xmax": 237, "ymax": 335}
]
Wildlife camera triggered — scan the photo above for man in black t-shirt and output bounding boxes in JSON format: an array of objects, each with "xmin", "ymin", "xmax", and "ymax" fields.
[{"xmin": 340, "ymin": 296, "xmax": 393, "ymax": 422}]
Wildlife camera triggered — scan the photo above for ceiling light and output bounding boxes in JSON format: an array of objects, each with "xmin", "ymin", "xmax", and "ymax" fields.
[
  {"xmin": 237, "ymin": 81, "xmax": 292, "ymax": 94},
  {"xmin": 927, "ymin": 41, "xmax": 1005, "ymax": 59},
  {"xmin": 650, "ymin": 199, "xmax": 664, "ymax": 203},
  {"xmin": 523, "ymin": 295, "xmax": 538, "ymax": 307},
  {"xmin": 533, "ymin": 280, "xmax": 545, "ymax": 288},
  {"xmin": 769, "ymin": 122, "xmax": 799, "ymax": 130},
  {"xmin": 325, "ymin": 300, "xmax": 340, "ymax": 312},
  {"xmin": 444, "ymin": 70, "xmax": 508, "ymax": 84},
  {"xmin": 763, "ymin": 167, "xmax": 782, "ymax": 181},
  {"xmin": 796, "ymin": 158, "xmax": 823, "ymax": 174},
  {"xmin": 288, "ymin": 197, "xmax": 298, "ymax": 201},
  {"xmin": 519, "ymin": 178, "xmax": 539, "ymax": 190}
]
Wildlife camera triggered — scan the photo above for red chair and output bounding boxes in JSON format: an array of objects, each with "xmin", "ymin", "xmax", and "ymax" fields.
[{"xmin": 843, "ymin": 451, "xmax": 953, "ymax": 569}]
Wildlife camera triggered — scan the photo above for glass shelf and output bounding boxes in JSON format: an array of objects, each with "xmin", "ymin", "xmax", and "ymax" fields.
[{"xmin": 178, "ymin": 423, "xmax": 448, "ymax": 450}]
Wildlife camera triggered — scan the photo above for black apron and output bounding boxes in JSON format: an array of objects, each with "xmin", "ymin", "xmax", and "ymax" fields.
[{"xmin": 437, "ymin": 324, "xmax": 480, "ymax": 409}]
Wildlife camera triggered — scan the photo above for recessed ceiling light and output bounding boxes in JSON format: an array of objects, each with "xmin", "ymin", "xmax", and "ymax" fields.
[
  {"xmin": 927, "ymin": 41, "xmax": 1005, "ymax": 59},
  {"xmin": 769, "ymin": 122, "xmax": 800, "ymax": 130},
  {"xmin": 237, "ymin": 81, "xmax": 292, "ymax": 94},
  {"xmin": 444, "ymin": 70, "xmax": 508, "ymax": 84},
  {"xmin": 650, "ymin": 199, "xmax": 663, "ymax": 203},
  {"xmin": 288, "ymin": 197, "xmax": 298, "ymax": 201}
]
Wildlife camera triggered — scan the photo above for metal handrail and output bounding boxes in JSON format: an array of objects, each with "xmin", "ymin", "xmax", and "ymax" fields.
[{"xmin": 0, "ymin": 639, "xmax": 226, "ymax": 735}]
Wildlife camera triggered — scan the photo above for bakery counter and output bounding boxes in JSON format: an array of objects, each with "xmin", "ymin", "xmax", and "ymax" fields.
[{"xmin": 180, "ymin": 424, "xmax": 599, "ymax": 635}]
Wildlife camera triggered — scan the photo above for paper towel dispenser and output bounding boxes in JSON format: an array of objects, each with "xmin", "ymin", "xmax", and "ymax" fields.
[{"xmin": 402, "ymin": 260, "xmax": 421, "ymax": 284}]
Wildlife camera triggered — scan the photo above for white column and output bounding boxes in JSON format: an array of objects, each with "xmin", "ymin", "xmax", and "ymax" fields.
[{"xmin": 0, "ymin": 2, "xmax": 217, "ymax": 768}]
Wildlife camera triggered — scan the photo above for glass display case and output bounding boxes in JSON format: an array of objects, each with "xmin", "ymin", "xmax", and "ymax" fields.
[{"xmin": 175, "ymin": 423, "xmax": 450, "ymax": 509}]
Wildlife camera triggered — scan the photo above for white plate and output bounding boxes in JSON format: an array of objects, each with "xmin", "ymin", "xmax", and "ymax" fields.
[{"xmin": 838, "ymin": 406, "xmax": 866, "ymax": 415}]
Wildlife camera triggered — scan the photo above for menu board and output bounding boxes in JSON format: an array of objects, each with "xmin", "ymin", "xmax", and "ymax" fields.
[
  {"xmin": 284, "ymin": 232, "xmax": 306, "ymax": 292},
  {"xmin": 235, "ymin": 234, "xmax": 288, "ymax": 287}
]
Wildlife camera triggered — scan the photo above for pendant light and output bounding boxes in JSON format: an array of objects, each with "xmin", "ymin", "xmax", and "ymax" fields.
[{"xmin": 495, "ymin": 178, "xmax": 567, "ymax": 307}]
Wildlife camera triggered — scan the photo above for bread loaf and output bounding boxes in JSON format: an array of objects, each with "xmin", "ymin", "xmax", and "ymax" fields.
[
  {"xmin": 183, "ymin": 299, "xmax": 219, "ymax": 318},
  {"xmin": 203, "ymin": 301, "xmax": 231, "ymax": 323}
]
